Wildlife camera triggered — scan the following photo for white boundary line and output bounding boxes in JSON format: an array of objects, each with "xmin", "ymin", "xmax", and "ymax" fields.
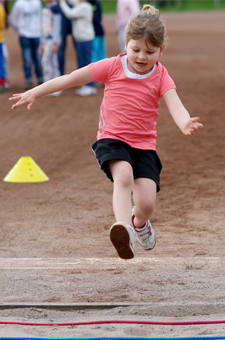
[{"xmin": 0, "ymin": 257, "xmax": 224, "ymax": 269}]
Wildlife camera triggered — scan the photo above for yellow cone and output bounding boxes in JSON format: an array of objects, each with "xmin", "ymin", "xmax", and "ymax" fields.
[{"xmin": 3, "ymin": 156, "xmax": 49, "ymax": 183}]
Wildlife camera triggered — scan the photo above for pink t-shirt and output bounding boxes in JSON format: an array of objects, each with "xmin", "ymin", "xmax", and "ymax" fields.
[{"xmin": 88, "ymin": 54, "xmax": 176, "ymax": 150}]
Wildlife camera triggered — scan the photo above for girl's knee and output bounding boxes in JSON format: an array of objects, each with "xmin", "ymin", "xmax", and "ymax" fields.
[
  {"xmin": 135, "ymin": 199, "xmax": 155, "ymax": 218},
  {"xmin": 116, "ymin": 167, "xmax": 133, "ymax": 188},
  {"xmin": 109, "ymin": 160, "xmax": 134, "ymax": 188}
]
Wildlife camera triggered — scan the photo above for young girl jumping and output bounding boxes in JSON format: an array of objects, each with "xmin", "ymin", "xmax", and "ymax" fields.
[{"xmin": 10, "ymin": 5, "xmax": 203, "ymax": 260}]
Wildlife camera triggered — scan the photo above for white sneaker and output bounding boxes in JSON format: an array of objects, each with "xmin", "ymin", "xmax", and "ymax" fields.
[
  {"xmin": 75, "ymin": 85, "xmax": 97, "ymax": 97},
  {"xmin": 110, "ymin": 222, "xmax": 135, "ymax": 260},
  {"xmin": 24, "ymin": 80, "xmax": 33, "ymax": 90},
  {"xmin": 47, "ymin": 91, "xmax": 62, "ymax": 97},
  {"xmin": 132, "ymin": 209, "xmax": 156, "ymax": 250}
]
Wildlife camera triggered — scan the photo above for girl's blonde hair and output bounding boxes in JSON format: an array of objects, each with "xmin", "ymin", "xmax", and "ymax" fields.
[{"xmin": 124, "ymin": 4, "xmax": 167, "ymax": 49}]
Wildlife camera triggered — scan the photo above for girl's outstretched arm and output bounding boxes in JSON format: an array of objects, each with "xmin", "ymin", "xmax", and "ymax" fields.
[
  {"xmin": 9, "ymin": 66, "xmax": 94, "ymax": 110},
  {"xmin": 163, "ymin": 89, "xmax": 203, "ymax": 136}
]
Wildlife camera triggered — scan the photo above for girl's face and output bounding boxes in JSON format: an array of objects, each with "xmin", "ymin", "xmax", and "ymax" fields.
[{"xmin": 124, "ymin": 39, "xmax": 165, "ymax": 75}]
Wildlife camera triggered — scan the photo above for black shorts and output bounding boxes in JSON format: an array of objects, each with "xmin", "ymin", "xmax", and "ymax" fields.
[{"xmin": 92, "ymin": 138, "xmax": 162, "ymax": 192}]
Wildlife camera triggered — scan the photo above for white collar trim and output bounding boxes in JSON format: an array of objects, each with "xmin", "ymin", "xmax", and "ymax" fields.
[{"xmin": 121, "ymin": 55, "xmax": 157, "ymax": 79}]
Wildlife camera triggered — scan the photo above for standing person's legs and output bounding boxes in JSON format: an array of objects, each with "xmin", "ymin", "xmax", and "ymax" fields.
[
  {"xmin": 2, "ymin": 43, "xmax": 9, "ymax": 87},
  {"xmin": 42, "ymin": 39, "xmax": 58, "ymax": 82},
  {"xmin": 76, "ymin": 40, "xmax": 94, "ymax": 87},
  {"xmin": 58, "ymin": 35, "xmax": 66, "ymax": 76},
  {"xmin": 58, "ymin": 17, "xmax": 76, "ymax": 75},
  {"xmin": 92, "ymin": 37, "xmax": 99, "ymax": 63},
  {"xmin": 118, "ymin": 27, "xmax": 125, "ymax": 53},
  {"xmin": 92, "ymin": 36, "xmax": 106, "ymax": 63},
  {"xmin": 52, "ymin": 51, "xmax": 60, "ymax": 79},
  {"xmin": 0, "ymin": 42, "xmax": 6, "ymax": 91},
  {"xmin": 76, "ymin": 41, "xmax": 92, "ymax": 66},
  {"xmin": 41, "ymin": 40, "xmax": 62, "ymax": 97},
  {"xmin": 58, "ymin": 17, "xmax": 68, "ymax": 76},
  {"xmin": 31, "ymin": 37, "xmax": 43, "ymax": 85},
  {"xmin": 75, "ymin": 40, "xmax": 96, "ymax": 96},
  {"xmin": 75, "ymin": 41, "xmax": 82, "ymax": 70},
  {"xmin": 42, "ymin": 40, "xmax": 51, "ymax": 82},
  {"xmin": 19, "ymin": 36, "xmax": 33, "ymax": 89}
]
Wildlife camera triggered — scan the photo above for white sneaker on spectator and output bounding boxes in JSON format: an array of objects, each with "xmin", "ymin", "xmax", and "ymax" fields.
[
  {"xmin": 75, "ymin": 85, "xmax": 97, "ymax": 97},
  {"xmin": 24, "ymin": 80, "xmax": 33, "ymax": 90},
  {"xmin": 47, "ymin": 91, "xmax": 62, "ymax": 97},
  {"xmin": 110, "ymin": 222, "xmax": 135, "ymax": 260},
  {"xmin": 132, "ymin": 208, "xmax": 156, "ymax": 250}
]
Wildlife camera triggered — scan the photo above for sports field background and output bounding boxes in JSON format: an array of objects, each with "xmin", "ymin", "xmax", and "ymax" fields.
[
  {"xmin": 7, "ymin": 0, "xmax": 225, "ymax": 13},
  {"xmin": 101, "ymin": 0, "xmax": 225, "ymax": 13},
  {"xmin": 0, "ymin": 6, "xmax": 225, "ymax": 339}
]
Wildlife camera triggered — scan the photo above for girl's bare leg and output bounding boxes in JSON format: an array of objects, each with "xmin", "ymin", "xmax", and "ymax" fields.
[
  {"xmin": 108, "ymin": 160, "xmax": 136, "ymax": 260},
  {"xmin": 108, "ymin": 160, "xmax": 134, "ymax": 225},
  {"xmin": 132, "ymin": 178, "xmax": 157, "ymax": 228}
]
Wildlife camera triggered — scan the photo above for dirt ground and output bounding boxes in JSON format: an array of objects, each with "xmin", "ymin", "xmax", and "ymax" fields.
[{"xmin": 0, "ymin": 11, "xmax": 225, "ymax": 338}]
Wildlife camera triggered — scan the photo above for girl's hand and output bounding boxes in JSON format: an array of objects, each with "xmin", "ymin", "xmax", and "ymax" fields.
[
  {"xmin": 9, "ymin": 66, "xmax": 95, "ymax": 110},
  {"xmin": 182, "ymin": 117, "xmax": 203, "ymax": 136},
  {"xmin": 9, "ymin": 91, "xmax": 37, "ymax": 110},
  {"xmin": 163, "ymin": 90, "xmax": 203, "ymax": 136}
]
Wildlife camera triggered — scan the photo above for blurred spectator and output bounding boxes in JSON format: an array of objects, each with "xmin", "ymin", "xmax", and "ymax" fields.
[
  {"xmin": 9, "ymin": 0, "xmax": 43, "ymax": 89},
  {"xmin": 92, "ymin": 0, "xmax": 106, "ymax": 63},
  {"xmin": 116, "ymin": 0, "xmax": 140, "ymax": 53},
  {"xmin": 57, "ymin": 3, "xmax": 77, "ymax": 76},
  {"xmin": 2, "ymin": 0, "xmax": 9, "ymax": 88},
  {"xmin": 39, "ymin": 0, "xmax": 62, "ymax": 96},
  {"xmin": 0, "ymin": 0, "xmax": 6, "ymax": 92},
  {"xmin": 59, "ymin": 0, "xmax": 96, "ymax": 96}
]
